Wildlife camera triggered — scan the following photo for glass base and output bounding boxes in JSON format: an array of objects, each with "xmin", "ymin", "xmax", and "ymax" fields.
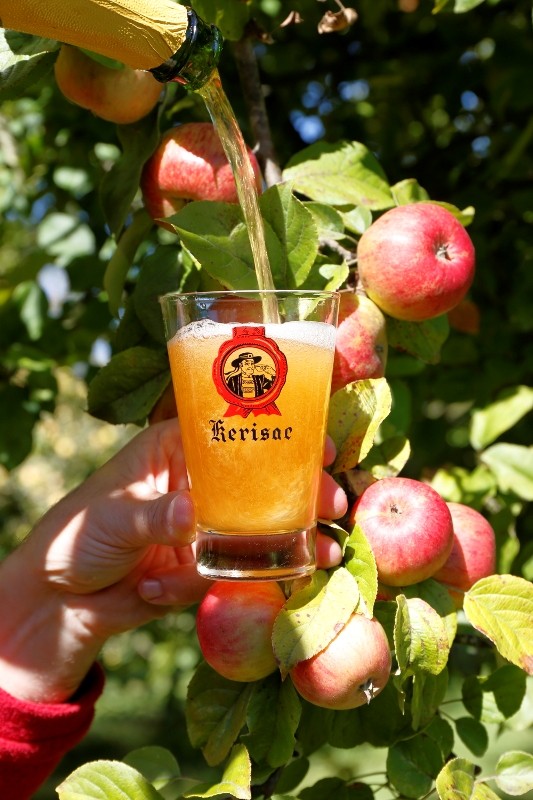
[{"xmin": 195, "ymin": 526, "xmax": 316, "ymax": 581}]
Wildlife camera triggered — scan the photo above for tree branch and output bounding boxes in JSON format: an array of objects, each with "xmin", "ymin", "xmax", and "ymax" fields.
[{"xmin": 231, "ymin": 36, "xmax": 282, "ymax": 188}]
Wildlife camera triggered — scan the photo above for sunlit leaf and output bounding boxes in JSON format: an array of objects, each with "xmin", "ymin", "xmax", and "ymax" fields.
[
  {"xmin": 184, "ymin": 744, "xmax": 252, "ymax": 799},
  {"xmin": 327, "ymin": 378, "xmax": 392, "ymax": 473},
  {"xmin": 272, "ymin": 568, "xmax": 359, "ymax": 675},
  {"xmin": 436, "ymin": 757, "xmax": 500, "ymax": 800},
  {"xmin": 470, "ymin": 386, "xmax": 533, "ymax": 450},
  {"xmin": 495, "ymin": 751, "xmax": 533, "ymax": 796},
  {"xmin": 343, "ymin": 523, "xmax": 379, "ymax": 615},
  {"xmin": 57, "ymin": 760, "xmax": 164, "ymax": 799},
  {"xmin": 283, "ymin": 141, "xmax": 394, "ymax": 209},
  {"xmin": 480, "ymin": 444, "xmax": 533, "ymax": 501},
  {"xmin": 463, "ymin": 575, "xmax": 533, "ymax": 674},
  {"xmin": 259, "ymin": 183, "xmax": 319, "ymax": 287},
  {"xmin": 395, "ymin": 595, "xmax": 451, "ymax": 677}
]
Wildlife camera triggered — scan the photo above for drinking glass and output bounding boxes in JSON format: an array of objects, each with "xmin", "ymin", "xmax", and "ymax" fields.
[{"xmin": 159, "ymin": 289, "xmax": 339, "ymax": 580}]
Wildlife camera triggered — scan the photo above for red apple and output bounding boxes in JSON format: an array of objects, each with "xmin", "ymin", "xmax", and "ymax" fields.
[
  {"xmin": 290, "ymin": 613, "xmax": 391, "ymax": 710},
  {"xmin": 330, "ymin": 290, "xmax": 388, "ymax": 394},
  {"xmin": 54, "ymin": 45, "xmax": 163, "ymax": 124},
  {"xmin": 432, "ymin": 502, "xmax": 496, "ymax": 607},
  {"xmin": 351, "ymin": 477, "xmax": 454, "ymax": 586},
  {"xmin": 357, "ymin": 203, "xmax": 476, "ymax": 322},
  {"xmin": 141, "ymin": 122, "xmax": 263, "ymax": 228},
  {"xmin": 195, "ymin": 580, "xmax": 285, "ymax": 682}
]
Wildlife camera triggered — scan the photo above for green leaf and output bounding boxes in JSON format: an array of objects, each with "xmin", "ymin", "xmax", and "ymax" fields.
[
  {"xmin": 358, "ymin": 435, "xmax": 411, "ymax": 479},
  {"xmin": 56, "ymin": 760, "xmax": 164, "ymax": 799},
  {"xmin": 104, "ymin": 209, "xmax": 154, "ymax": 317},
  {"xmin": 0, "ymin": 30, "xmax": 58, "ymax": 100},
  {"xmin": 259, "ymin": 183, "xmax": 319, "ymax": 288},
  {"xmin": 133, "ymin": 245, "xmax": 199, "ymax": 344},
  {"xmin": 304, "ymin": 202, "xmax": 346, "ymax": 240},
  {"xmin": 244, "ymin": 674, "xmax": 301, "ymax": 767},
  {"xmin": 480, "ymin": 444, "xmax": 533, "ymax": 501},
  {"xmin": 403, "ymin": 579, "xmax": 458, "ymax": 647},
  {"xmin": 454, "ymin": 717, "xmax": 489, "ymax": 757},
  {"xmin": 36, "ymin": 212, "xmax": 96, "ymax": 266},
  {"xmin": 168, "ymin": 201, "xmax": 258, "ymax": 289},
  {"xmin": 0, "ymin": 383, "xmax": 36, "ymax": 470},
  {"xmin": 300, "ymin": 777, "xmax": 373, "ymax": 800},
  {"xmin": 411, "ymin": 670, "xmax": 450, "ymax": 731},
  {"xmin": 495, "ymin": 751, "xmax": 533, "ymax": 796},
  {"xmin": 87, "ymin": 346, "xmax": 170, "ymax": 424},
  {"xmin": 283, "ymin": 141, "xmax": 394, "ymax": 209},
  {"xmin": 343, "ymin": 524, "xmax": 379, "ymax": 616},
  {"xmin": 341, "ymin": 205, "xmax": 373, "ymax": 235},
  {"xmin": 390, "ymin": 178, "xmax": 430, "ymax": 205},
  {"xmin": 186, "ymin": 662, "xmax": 254, "ymax": 767},
  {"xmin": 394, "ymin": 596, "xmax": 451, "ymax": 677},
  {"xmin": 327, "ymin": 378, "xmax": 392, "ymax": 473},
  {"xmin": 387, "ymin": 734, "xmax": 445, "ymax": 798},
  {"xmin": 470, "ymin": 386, "xmax": 533, "ymax": 450},
  {"xmin": 100, "ymin": 106, "xmax": 162, "ymax": 237},
  {"xmin": 184, "ymin": 744, "xmax": 252, "ymax": 799},
  {"xmin": 461, "ymin": 665, "xmax": 527, "ymax": 724},
  {"xmin": 184, "ymin": 745, "xmax": 251, "ymax": 800},
  {"xmin": 275, "ymin": 757, "xmax": 310, "ymax": 794},
  {"xmin": 463, "ymin": 575, "xmax": 533, "ymax": 674},
  {"xmin": 272, "ymin": 569, "xmax": 360, "ymax": 675},
  {"xmin": 436, "ymin": 757, "xmax": 500, "ymax": 800},
  {"xmin": 123, "ymin": 747, "xmax": 180, "ymax": 790},
  {"xmin": 387, "ymin": 315, "xmax": 450, "ymax": 364}
]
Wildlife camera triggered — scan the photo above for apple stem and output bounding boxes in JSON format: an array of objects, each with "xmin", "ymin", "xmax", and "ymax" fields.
[{"xmin": 436, "ymin": 242, "xmax": 452, "ymax": 260}]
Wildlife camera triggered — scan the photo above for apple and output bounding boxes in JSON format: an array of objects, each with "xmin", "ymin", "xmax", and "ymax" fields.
[
  {"xmin": 432, "ymin": 502, "xmax": 496, "ymax": 607},
  {"xmin": 195, "ymin": 580, "xmax": 285, "ymax": 682},
  {"xmin": 54, "ymin": 45, "xmax": 163, "ymax": 124},
  {"xmin": 140, "ymin": 122, "xmax": 262, "ymax": 228},
  {"xmin": 351, "ymin": 477, "xmax": 454, "ymax": 586},
  {"xmin": 330, "ymin": 290, "xmax": 388, "ymax": 394},
  {"xmin": 357, "ymin": 203, "xmax": 476, "ymax": 322},
  {"xmin": 447, "ymin": 298, "xmax": 481, "ymax": 335},
  {"xmin": 289, "ymin": 613, "xmax": 391, "ymax": 710}
]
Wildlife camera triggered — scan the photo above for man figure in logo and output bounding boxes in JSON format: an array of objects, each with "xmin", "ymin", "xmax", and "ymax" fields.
[{"xmin": 225, "ymin": 352, "xmax": 276, "ymax": 398}]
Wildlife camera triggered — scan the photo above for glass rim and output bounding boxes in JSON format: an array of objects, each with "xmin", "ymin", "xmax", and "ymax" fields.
[{"xmin": 159, "ymin": 289, "xmax": 341, "ymax": 304}]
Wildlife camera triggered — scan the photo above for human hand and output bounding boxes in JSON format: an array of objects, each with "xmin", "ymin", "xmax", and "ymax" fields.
[{"xmin": 0, "ymin": 419, "xmax": 346, "ymax": 702}]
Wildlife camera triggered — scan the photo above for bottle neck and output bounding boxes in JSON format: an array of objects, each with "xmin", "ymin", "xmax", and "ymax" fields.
[
  {"xmin": 0, "ymin": 0, "xmax": 221, "ymax": 82},
  {"xmin": 149, "ymin": 8, "xmax": 223, "ymax": 89}
]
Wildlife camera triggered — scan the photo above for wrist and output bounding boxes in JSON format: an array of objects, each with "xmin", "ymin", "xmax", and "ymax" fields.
[{"xmin": 0, "ymin": 547, "xmax": 105, "ymax": 704}]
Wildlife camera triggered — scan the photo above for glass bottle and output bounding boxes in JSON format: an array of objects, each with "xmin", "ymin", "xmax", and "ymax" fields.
[{"xmin": 0, "ymin": 0, "xmax": 222, "ymax": 89}]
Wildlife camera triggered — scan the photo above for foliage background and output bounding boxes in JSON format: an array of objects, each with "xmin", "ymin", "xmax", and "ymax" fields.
[{"xmin": 0, "ymin": 0, "xmax": 532, "ymax": 797}]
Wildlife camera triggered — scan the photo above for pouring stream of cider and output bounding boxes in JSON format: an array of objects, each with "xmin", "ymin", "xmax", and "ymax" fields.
[{"xmin": 199, "ymin": 72, "xmax": 280, "ymax": 323}]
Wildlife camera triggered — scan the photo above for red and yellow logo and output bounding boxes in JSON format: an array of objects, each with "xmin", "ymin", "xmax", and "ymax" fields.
[{"xmin": 213, "ymin": 326, "xmax": 288, "ymax": 418}]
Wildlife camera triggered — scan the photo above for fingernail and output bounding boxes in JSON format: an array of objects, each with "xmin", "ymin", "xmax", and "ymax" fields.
[
  {"xmin": 172, "ymin": 493, "xmax": 195, "ymax": 541},
  {"xmin": 139, "ymin": 578, "xmax": 163, "ymax": 600}
]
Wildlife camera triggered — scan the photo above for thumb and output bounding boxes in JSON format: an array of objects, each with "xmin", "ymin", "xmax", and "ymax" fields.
[{"xmin": 131, "ymin": 490, "xmax": 195, "ymax": 547}]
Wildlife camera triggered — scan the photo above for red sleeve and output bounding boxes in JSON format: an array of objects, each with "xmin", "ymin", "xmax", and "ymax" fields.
[{"xmin": 0, "ymin": 663, "xmax": 105, "ymax": 800}]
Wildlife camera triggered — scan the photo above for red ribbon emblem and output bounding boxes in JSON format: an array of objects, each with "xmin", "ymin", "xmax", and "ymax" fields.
[{"xmin": 212, "ymin": 326, "xmax": 288, "ymax": 418}]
